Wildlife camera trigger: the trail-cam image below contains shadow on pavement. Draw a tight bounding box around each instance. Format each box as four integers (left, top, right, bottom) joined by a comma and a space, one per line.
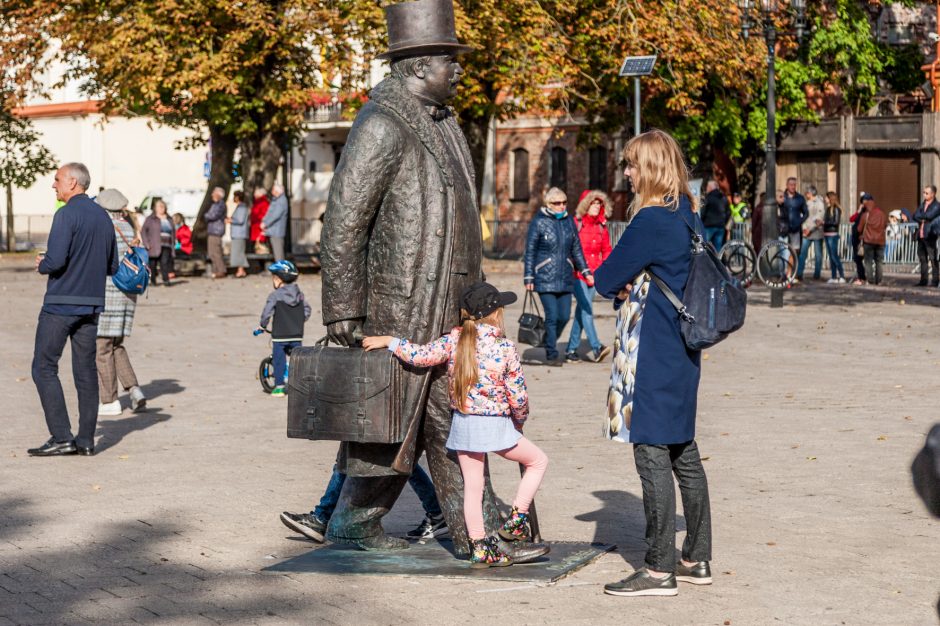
575, 489, 654, 568
0, 496, 406, 623
94, 411, 172, 454
139, 378, 185, 402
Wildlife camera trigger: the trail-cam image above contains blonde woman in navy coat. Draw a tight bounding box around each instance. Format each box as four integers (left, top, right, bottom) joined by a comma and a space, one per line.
595, 130, 712, 598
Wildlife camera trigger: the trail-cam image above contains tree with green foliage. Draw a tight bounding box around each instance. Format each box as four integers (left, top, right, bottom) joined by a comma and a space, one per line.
0, 0, 371, 247
0, 104, 56, 252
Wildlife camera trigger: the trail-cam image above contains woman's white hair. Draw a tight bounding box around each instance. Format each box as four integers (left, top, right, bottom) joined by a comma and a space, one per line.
544, 187, 567, 204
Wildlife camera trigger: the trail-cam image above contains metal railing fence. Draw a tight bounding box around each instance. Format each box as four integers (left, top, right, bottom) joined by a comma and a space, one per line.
485, 220, 923, 270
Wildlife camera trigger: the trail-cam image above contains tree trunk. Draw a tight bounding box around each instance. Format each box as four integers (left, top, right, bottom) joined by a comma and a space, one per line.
5, 182, 14, 253
239, 131, 285, 203
460, 113, 490, 206
192, 125, 238, 253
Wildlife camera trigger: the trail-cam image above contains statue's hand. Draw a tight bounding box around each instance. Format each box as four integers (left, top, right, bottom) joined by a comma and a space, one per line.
327, 319, 364, 347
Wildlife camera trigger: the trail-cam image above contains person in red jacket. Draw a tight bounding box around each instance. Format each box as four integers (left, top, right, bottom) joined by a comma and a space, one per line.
250, 187, 270, 252
172, 213, 193, 257
566, 190, 613, 363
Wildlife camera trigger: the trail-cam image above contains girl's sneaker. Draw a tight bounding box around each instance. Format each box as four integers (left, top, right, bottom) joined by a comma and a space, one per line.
271, 386, 286, 397
469, 537, 512, 569
498, 506, 531, 542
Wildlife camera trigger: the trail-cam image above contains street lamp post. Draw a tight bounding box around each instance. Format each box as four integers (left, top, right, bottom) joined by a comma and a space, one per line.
738, 0, 806, 306
737, 0, 807, 252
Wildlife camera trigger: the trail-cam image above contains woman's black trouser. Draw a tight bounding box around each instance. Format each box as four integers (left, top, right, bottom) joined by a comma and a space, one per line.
148, 246, 172, 284
633, 440, 712, 573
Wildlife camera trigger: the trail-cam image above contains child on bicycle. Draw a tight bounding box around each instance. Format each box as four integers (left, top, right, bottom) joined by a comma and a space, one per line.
363, 282, 549, 568
257, 260, 311, 397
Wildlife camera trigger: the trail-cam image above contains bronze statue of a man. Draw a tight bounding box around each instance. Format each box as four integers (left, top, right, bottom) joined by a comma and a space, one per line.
320, 0, 542, 559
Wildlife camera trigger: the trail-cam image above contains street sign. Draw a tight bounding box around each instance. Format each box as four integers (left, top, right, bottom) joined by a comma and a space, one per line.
619, 55, 657, 77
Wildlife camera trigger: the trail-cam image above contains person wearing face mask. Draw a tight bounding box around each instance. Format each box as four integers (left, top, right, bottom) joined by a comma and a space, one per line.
523, 187, 592, 366
565, 190, 612, 363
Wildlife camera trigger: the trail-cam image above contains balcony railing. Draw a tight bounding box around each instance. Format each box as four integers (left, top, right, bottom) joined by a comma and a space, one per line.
305, 103, 344, 124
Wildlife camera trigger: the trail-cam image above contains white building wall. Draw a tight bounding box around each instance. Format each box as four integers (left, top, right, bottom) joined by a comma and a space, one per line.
12, 114, 207, 217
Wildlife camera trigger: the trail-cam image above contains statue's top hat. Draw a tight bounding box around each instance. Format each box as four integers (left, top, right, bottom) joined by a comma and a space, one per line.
378, 0, 473, 60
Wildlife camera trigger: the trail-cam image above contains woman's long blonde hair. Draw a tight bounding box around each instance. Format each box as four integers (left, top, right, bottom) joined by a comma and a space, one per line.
452, 308, 503, 411
622, 129, 696, 220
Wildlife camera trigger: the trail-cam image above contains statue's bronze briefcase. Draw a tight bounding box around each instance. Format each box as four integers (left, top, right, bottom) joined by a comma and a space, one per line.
287, 340, 405, 443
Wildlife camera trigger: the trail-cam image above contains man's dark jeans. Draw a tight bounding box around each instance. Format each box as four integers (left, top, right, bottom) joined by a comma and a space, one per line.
633, 441, 712, 573
313, 462, 442, 522
31, 311, 100, 448
917, 236, 939, 285
863, 243, 885, 285
537, 291, 572, 360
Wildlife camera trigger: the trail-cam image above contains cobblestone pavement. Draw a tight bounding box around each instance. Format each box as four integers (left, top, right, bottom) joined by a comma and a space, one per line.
1, 254, 938, 625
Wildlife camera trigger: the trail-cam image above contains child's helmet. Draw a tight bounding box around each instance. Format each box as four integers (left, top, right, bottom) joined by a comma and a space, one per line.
268, 260, 299, 283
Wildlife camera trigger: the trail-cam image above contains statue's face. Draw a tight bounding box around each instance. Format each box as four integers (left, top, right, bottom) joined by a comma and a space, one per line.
420, 54, 463, 103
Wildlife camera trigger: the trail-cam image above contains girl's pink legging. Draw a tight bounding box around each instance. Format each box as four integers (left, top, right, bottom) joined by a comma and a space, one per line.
457, 436, 549, 541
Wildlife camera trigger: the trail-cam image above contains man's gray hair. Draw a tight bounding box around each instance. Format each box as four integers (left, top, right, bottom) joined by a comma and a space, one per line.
806, 185, 817, 196
212, 186, 225, 196
271, 183, 284, 195
390, 56, 433, 79
63, 162, 91, 191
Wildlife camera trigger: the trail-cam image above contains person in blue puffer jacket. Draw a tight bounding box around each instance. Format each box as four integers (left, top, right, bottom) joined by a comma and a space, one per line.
523, 187, 592, 365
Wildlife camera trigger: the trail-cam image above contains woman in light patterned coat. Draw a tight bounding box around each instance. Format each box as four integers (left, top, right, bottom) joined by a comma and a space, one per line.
594, 130, 712, 598
95, 189, 147, 417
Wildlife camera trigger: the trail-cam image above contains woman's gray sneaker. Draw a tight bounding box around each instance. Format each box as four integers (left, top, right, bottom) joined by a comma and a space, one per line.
604, 569, 678, 596
279, 512, 326, 543
129, 386, 147, 412
675, 560, 712, 584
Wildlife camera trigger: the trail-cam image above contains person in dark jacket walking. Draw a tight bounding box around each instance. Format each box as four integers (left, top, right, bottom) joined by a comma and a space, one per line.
29, 162, 118, 457
595, 130, 711, 598
699, 181, 730, 251
204, 187, 228, 278
523, 187, 592, 365
914, 185, 940, 286
849, 194, 869, 285
782, 177, 809, 253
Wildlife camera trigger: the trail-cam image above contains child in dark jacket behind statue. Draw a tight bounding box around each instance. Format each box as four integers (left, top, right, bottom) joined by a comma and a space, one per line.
256, 260, 311, 397
363, 281, 549, 568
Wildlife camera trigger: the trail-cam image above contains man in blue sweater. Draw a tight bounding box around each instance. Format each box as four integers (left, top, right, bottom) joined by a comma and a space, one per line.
28, 163, 118, 457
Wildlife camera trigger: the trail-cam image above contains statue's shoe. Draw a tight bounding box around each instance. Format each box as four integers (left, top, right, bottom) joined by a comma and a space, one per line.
342, 534, 409, 551
498, 538, 550, 563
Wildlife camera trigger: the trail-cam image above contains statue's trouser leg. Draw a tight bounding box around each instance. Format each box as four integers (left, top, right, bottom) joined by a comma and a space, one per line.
327, 474, 408, 542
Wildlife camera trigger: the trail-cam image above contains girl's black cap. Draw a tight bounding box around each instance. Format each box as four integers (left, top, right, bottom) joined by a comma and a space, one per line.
461, 282, 517, 319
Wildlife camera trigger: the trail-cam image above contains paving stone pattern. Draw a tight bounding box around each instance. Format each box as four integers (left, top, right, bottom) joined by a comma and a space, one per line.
1, 256, 938, 625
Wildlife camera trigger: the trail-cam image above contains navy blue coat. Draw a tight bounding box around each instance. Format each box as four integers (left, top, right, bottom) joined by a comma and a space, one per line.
523, 208, 590, 293
595, 197, 702, 445
39, 194, 118, 311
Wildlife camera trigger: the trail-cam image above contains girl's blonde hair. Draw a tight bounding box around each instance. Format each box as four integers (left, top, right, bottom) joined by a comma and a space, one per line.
622, 129, 696, 220
452, 307, 503, 411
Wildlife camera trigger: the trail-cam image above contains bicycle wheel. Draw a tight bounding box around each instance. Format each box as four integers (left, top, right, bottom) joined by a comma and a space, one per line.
756, 240, 797, 288
258, 356, 276, 394
719, 240, 757, 286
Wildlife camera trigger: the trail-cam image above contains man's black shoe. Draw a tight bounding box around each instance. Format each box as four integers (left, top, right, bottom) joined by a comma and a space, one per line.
76, 445, 94, 456
27, 438, 77, 457
917, 281, 928, 286
544, 357, 564, 367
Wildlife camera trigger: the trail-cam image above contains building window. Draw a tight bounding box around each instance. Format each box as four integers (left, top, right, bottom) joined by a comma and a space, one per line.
549, 146, 567, 192
588, 146, 608, 191
511, 148, 530, 201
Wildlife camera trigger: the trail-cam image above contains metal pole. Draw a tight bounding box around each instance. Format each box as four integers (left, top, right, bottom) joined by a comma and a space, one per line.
634, 76, 641, 137
763, 20, 784, 308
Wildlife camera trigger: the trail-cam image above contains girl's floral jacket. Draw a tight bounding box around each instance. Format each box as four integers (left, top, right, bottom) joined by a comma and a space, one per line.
389, 324, 528, 422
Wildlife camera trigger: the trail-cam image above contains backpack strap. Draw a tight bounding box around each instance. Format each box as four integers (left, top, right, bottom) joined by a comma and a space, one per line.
113, 223, 133, 248
646, 270, 695, 324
